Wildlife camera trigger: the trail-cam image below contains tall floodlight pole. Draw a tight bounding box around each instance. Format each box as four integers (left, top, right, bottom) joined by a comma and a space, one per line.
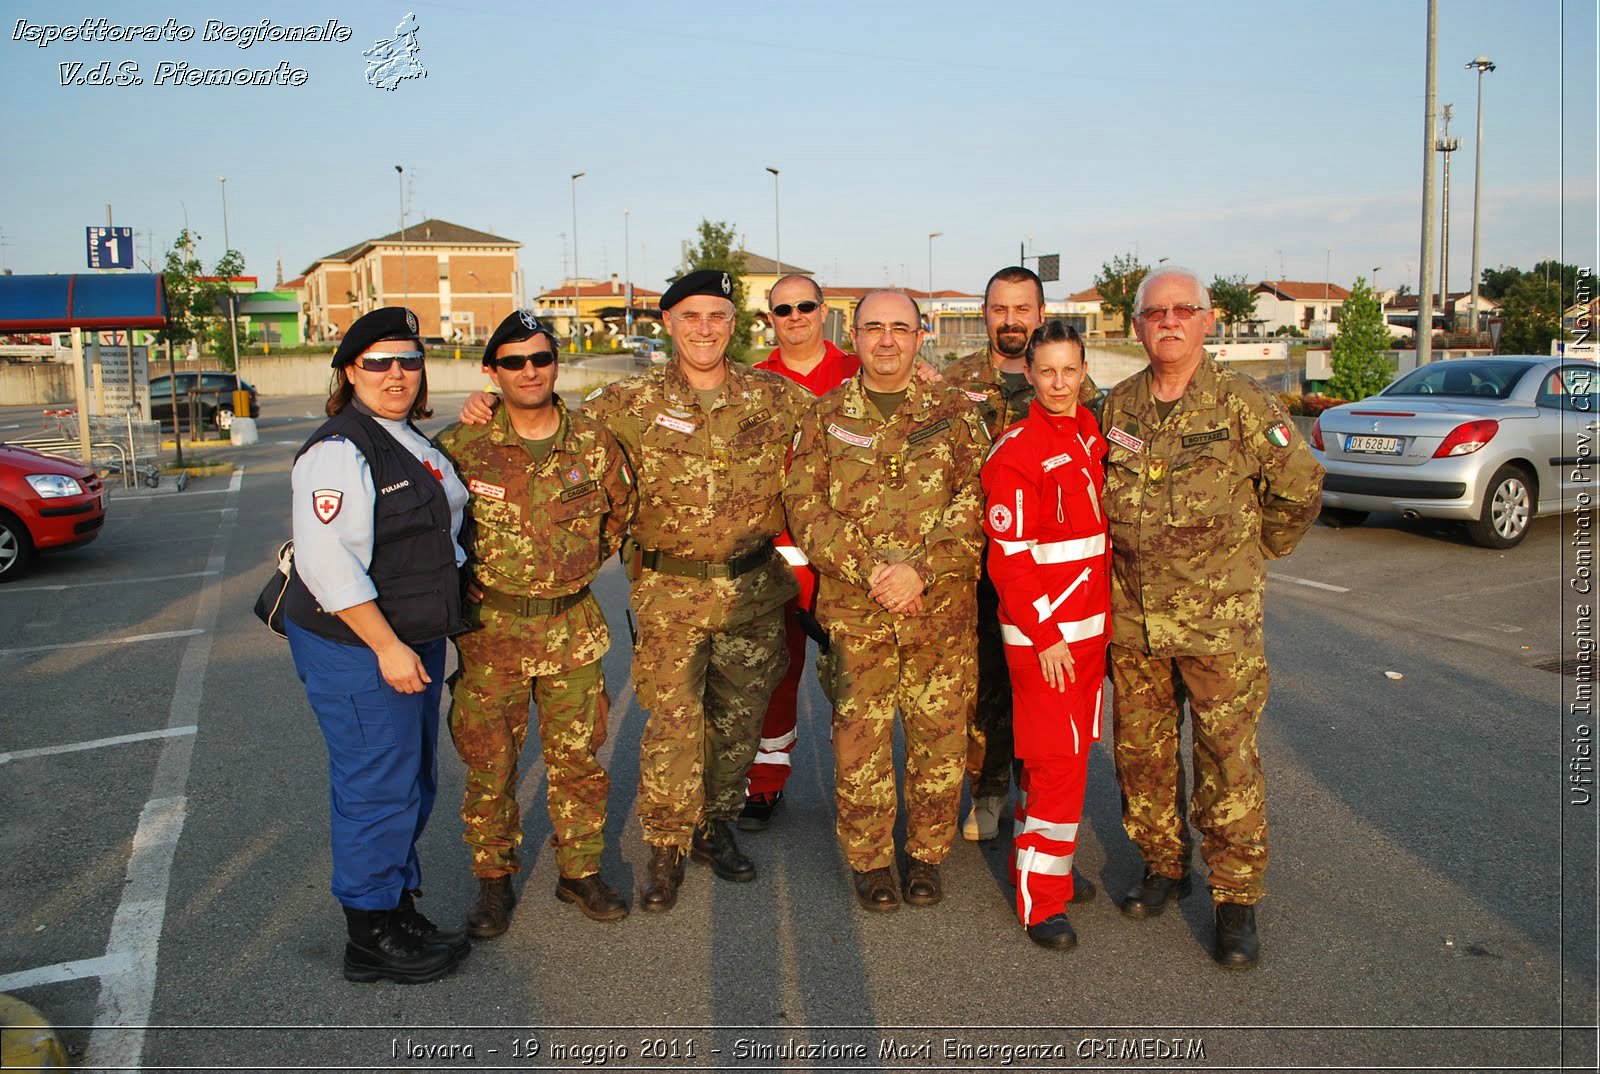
927, 231, 943, 347
1417, 0, 1439, 367
1466, 56, 1496, 338
766, 166, 781, 271
220, 176, 240, 377
1436, 104, 1460, 320
571, 171, 586, 351
395, 166, 407, 308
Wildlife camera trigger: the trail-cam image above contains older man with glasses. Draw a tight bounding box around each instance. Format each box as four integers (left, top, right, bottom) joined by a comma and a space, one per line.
739, 274, 862, 831
785, 290, 987, 912
1102, 266, 1322, 969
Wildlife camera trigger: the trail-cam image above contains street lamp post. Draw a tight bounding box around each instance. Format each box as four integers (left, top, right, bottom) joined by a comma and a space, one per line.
394, 165, 407, 308
765, 166, 781, 272
927, 231, 943, 348
219, 176, 240, 378
570, 171, 586, 352
624, 208, 632, 337
1466, 56, 1495, 338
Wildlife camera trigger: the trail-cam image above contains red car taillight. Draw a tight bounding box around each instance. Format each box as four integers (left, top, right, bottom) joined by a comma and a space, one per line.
1310, 417, 1324, 451
1433, 418, 1499, 458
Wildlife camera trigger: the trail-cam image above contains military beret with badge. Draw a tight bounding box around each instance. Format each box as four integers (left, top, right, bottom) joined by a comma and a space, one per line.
331, 306, 423, 368
660, 268, 734, 311
482, 309, 560, 368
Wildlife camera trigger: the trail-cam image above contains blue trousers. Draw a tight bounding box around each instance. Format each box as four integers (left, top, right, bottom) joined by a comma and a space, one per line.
287, 620, 446, 910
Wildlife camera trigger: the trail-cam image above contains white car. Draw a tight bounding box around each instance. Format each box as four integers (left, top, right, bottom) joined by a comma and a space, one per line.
1311, 355, 1596, 548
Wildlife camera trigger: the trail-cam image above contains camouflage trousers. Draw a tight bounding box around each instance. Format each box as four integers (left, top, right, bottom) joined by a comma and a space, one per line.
1109, 643, 1270, 904
448, 645, 609, 881
968, 595, 1016, 799
633, 600, 788, 847
820, 620, 975, 871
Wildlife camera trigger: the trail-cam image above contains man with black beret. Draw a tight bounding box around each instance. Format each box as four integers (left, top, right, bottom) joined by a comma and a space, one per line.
435, 311, 638, 934
459, 269, 811, 912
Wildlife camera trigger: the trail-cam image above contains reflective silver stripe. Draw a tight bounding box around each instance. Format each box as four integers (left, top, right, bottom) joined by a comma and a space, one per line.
1019, 846, 1036, 925
752, 751, 792, 767
1019, 846, 1075, 876
776, 545, 809, 566
758, 729, 798, 751
1021, 816, 1080, 842
1092, 684, 1102, 740
996, 539, 1032, 558
1057, 613, 1106, 644
999, 623, 1031, 647
1029, 533, 1105, 563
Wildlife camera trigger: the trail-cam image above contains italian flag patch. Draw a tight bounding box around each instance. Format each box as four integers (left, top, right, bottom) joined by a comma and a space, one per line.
1265, 422, 1291, 448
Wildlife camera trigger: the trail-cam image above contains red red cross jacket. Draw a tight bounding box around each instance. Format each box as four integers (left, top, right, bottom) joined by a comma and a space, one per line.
981, 400, 1111, 656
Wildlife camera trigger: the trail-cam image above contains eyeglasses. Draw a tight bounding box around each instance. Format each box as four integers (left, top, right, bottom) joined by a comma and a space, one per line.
355, 351, 424, 372
671, 310, 732, 327
771, 301, 822, 317
855, 322, 917, 338
493, 352, 557, 371
1136, 304, 1207, 324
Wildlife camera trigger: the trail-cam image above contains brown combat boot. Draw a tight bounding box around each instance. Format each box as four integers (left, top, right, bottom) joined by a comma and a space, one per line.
556, 873, 629, 922
466, 876, 516, 938
640, 845, 686, 913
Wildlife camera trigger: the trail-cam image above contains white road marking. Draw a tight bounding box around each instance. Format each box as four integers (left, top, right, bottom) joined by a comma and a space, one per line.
228, 467, 243, 493
0, 726, 197, 766
1268, 571, 1350, 593
3, 570, 219, 593
87, 472, 237, 1070
0, 628, 204, 656
0, 953, 131, 992
0, 422, 21, 430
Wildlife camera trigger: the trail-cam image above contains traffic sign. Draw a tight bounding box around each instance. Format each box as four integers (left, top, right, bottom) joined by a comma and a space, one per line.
86, 226, 134, 269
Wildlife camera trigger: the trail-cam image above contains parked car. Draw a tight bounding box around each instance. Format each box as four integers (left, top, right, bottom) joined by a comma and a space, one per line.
1311, 355, 1596, 548
0, 443, 108, 581
148, 371, 261, 431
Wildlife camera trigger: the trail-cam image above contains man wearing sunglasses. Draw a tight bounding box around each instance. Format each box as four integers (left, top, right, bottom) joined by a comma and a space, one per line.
740, 274, 862, 831
1102, 266, 1322, 970
943, 267, 1104, 865
435, 311, 639, 935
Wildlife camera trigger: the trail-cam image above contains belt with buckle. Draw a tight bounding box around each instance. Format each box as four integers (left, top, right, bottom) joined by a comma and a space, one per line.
476, 585, 591, 617
639, 541, 774, 581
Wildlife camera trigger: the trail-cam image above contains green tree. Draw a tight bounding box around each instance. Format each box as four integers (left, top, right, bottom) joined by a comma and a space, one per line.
1094, 253, 1148, 337
1478, 264, 1523, 301
1208, 274, 1257, 338
1530, 260, 1583, 307
1497, 275, 1566, 355
679, 218, 757, 362
156, 229, 247, 369
1327, 276, 1394, 401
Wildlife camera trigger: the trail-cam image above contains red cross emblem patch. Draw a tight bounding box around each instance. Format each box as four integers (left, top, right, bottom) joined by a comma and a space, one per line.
312, 489, 343, 524
424, 460, 444, 482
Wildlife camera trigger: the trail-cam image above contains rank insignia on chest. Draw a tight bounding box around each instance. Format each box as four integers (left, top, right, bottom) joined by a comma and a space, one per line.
1107, 426, 1145, 453
886, 454, 902, 480
1147, 459, 1167, 482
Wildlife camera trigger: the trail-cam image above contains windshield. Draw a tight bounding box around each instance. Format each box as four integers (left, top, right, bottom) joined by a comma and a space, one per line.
1381, 361, 1529, 401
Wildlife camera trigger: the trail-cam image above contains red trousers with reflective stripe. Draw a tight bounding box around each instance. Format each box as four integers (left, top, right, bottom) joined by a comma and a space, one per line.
1004, 642, 1102, 925
745, 561, 817, 797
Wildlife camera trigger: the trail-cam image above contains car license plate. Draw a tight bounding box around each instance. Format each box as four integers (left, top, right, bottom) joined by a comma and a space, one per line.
1345, 435, 1402, 455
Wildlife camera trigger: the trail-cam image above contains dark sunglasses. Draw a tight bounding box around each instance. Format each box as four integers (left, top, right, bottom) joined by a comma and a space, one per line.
355, 351, 424, 372
493, 352, 557, 371
771, 300, 822, 317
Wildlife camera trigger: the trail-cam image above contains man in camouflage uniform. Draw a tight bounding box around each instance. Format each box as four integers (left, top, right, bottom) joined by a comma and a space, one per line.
436, 311, 637, 935
785, 290, 987, 912
940, 267, 1102, 853
1103, 266, 1322, 969
583, 269, 812, 912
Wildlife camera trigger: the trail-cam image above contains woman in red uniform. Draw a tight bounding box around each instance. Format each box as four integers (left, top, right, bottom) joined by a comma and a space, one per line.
980, 320, 1110, 950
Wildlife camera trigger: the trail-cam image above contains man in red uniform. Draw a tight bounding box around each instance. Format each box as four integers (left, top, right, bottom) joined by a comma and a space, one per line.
740, 274, 860, 830
981, 321, 1110, 950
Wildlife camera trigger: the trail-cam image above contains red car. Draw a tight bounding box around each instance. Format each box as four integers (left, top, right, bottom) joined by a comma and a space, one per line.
0, 444, 108, 581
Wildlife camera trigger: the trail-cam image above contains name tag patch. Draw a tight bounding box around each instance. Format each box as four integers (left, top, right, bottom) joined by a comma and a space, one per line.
828, 423, 875, 448
1041, 452, 1074, 473
1181, 427, 1231, 448
467, 478, 505, 500
962, 388, 989, 403
907, 418, 951, 446
654, 413, 697, 435
379, 478, 412, 495
738, 409, 772, 432
559, 480, 598, 501
1107, 426, 1145, 453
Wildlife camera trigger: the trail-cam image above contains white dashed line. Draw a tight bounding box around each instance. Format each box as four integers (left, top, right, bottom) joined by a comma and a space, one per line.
1268, 572, 1350, 593
0, 953, 131, 992
3, 570, 220, 593
0, 628, 205, 656
0, 725, 198, 765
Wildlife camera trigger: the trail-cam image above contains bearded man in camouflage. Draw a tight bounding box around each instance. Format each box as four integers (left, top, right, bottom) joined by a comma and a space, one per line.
436, 312, 637, 935
785, 290, 987, 912
1102, 267, 1322, 969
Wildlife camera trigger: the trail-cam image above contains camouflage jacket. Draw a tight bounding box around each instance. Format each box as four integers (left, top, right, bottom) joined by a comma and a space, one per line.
582, 358, 811, 563
1102, 356, 1324, 657
941, 343, 1102, 439
784, 374, 987, 637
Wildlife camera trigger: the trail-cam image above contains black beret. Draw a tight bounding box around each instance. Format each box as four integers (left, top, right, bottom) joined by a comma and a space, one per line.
331, 307, 422, 368
660, 268, 735, 311
482, 309, 559, 366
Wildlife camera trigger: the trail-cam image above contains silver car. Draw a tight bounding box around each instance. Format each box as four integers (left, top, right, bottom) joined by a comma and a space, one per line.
1311, 355, 1597, 548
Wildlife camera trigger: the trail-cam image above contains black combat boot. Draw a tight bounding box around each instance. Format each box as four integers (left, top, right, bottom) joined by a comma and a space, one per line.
395, 888, 470, 957
640, 845, 686, 912
1026, 913, 1078, 950
466, 876, 516, 939
691, 820, 756, 883
342, 907, 458, 984
1213, 902, 1260, 969
1119, 868, 1192, 919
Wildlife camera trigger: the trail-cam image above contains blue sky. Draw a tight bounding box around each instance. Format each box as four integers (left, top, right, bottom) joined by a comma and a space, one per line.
1, 0, 1594, 299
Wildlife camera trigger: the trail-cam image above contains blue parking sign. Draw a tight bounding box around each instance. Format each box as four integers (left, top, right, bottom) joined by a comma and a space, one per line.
86, 226, 134, 269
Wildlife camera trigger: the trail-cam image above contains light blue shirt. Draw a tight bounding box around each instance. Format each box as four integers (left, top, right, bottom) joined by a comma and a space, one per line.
291, 416, 467, 614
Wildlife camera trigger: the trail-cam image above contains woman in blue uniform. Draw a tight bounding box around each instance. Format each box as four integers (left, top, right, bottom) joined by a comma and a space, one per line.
285, 306, 471, 983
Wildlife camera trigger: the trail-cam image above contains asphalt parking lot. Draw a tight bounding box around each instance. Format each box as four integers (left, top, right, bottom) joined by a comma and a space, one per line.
0, 394, 1594, 1071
